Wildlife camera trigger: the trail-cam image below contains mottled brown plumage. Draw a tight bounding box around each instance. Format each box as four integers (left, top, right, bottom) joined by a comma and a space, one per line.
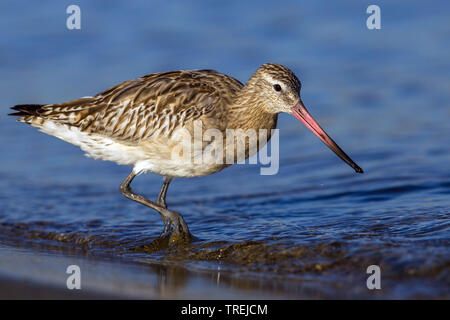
12, 64, 298, 177
17, 70, 239, 141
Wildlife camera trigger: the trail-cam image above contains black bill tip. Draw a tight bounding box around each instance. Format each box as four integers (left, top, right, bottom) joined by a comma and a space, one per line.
353, 164, 364, 174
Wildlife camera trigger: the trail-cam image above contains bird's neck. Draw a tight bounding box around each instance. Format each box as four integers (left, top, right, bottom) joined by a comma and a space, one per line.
227, 88, 278, 132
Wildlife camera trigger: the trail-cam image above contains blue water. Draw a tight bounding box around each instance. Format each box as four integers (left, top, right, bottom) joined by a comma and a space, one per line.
0, 0, 449, 298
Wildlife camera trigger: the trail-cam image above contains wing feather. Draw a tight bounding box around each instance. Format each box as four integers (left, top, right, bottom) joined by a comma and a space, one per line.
25, 70, 243, 144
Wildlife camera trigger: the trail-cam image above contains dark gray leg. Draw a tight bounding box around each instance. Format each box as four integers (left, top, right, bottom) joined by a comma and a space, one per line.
157, 176, 172, 209
157, 176, 172, 234
119, 171, 190, 236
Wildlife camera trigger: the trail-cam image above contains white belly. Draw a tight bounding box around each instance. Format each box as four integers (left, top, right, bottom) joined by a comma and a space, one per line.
34, 119, 229, 178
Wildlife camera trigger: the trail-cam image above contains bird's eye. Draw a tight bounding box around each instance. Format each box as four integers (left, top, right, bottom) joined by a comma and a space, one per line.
273, 84, 282, 92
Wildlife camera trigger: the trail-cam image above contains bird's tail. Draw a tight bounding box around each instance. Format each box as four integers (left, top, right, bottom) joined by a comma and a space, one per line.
9, 104, 46, 117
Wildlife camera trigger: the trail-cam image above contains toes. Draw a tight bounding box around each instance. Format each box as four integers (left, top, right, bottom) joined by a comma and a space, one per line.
160, 222, 171, 237
159, 208, 190, 236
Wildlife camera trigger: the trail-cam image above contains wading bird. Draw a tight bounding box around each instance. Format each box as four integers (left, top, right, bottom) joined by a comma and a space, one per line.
9, 63, 363, 240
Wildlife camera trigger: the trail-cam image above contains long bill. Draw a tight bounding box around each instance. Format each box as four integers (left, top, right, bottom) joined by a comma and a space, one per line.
291, 100, 363, 174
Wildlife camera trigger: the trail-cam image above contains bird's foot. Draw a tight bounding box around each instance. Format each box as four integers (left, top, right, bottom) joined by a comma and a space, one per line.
159, 208, 192, 243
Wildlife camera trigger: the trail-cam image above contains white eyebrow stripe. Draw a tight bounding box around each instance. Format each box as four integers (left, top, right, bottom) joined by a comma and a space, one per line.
261, 73, 276, 84
261, 73, 289, 91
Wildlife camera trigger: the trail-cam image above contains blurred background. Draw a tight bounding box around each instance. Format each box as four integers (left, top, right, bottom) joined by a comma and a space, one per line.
0, 0, 449, 299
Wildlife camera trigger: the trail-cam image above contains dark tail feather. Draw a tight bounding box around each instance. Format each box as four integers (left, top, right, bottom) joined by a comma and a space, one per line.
9, 104, 45, 116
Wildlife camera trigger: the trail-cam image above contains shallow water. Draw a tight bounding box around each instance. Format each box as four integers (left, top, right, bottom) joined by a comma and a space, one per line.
0, 0, 449, 298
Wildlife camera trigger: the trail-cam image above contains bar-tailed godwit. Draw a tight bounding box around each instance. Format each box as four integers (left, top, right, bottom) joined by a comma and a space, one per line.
10, 63, 363, 240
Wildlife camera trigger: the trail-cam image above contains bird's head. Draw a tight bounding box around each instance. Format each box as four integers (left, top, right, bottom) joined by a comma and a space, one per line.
248, 63, 363, 174
250, 63, 301, 114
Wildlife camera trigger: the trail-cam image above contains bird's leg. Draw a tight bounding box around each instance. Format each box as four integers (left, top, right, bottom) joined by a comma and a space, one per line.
157, 176, 172, 234
119, 171, 190, 237
157, 176, 172, 209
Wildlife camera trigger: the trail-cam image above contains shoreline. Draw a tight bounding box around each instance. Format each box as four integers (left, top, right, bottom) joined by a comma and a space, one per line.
0, 242, 300, 299
0, 239, 447, 300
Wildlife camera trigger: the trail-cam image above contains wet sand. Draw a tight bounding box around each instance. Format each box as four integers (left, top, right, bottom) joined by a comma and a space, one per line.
0, 275, 121, 300
1, 239, 446, 300
0, 242, 304, 299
